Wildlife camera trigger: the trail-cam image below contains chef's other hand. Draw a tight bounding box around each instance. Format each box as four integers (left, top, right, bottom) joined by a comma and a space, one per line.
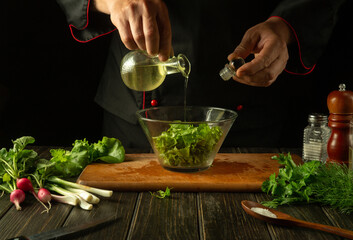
228, 17, 293, 87
93, 0, 172, 61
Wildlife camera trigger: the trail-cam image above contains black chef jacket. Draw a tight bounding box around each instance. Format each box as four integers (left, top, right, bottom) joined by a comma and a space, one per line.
55, 0, 346, 148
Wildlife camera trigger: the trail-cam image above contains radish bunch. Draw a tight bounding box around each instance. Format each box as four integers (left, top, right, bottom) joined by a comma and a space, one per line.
0, 136, 117, 213
4, 177, 112, 212
16, 178, 51, 213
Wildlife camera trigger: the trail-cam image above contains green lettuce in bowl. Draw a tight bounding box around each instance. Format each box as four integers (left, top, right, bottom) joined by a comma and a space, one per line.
136, 106, 237, 173
153, 123, 223, 167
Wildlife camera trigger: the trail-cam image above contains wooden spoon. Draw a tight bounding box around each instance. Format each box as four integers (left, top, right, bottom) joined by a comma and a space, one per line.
241, 200, 353, 239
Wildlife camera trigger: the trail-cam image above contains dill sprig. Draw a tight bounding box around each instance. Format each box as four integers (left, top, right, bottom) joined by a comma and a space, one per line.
312, 163, 353, 214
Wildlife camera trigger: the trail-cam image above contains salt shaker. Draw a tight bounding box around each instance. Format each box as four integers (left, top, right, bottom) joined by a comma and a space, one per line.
219, 58, 245, 81
302, 113, 331, 163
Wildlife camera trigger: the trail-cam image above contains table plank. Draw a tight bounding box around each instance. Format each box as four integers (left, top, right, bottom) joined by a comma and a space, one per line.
0, 194, 72, 240
58, 192, 139, 240
0, 194, 12, 218
128, 192, 199, 240
322, 206, 353, 233
199, 192, 272, 240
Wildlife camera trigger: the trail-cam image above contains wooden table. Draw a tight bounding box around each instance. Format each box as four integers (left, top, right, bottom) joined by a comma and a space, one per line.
1, 146, 353, 240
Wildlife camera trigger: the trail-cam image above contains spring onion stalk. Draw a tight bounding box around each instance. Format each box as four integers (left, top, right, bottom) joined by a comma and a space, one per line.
64, 187, 92, 203
73, 194, 93, 210
48, 185, 78, 201
65, 187, 100, 204
48, 176, 112, 197
51, 194, 79, 206
87, 193, 100, 204
48, 184, 93, 210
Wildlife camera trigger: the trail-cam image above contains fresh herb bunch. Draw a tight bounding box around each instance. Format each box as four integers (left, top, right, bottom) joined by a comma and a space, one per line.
153, 123, 223, 167
0, 136, 123, 211
262, 153, 353, 214
0, 137, 38, 193
50, 136, 125, 177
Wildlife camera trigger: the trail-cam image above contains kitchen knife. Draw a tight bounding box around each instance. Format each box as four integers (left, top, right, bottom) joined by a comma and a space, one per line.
7, 215, 116, 240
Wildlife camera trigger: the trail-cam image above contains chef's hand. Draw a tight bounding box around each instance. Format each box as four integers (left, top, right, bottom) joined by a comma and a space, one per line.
93, 0, 172, 61
228, 17, 293, 87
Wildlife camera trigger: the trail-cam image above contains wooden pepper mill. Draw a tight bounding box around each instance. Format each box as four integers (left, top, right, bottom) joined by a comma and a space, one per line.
327, 84, 353, 164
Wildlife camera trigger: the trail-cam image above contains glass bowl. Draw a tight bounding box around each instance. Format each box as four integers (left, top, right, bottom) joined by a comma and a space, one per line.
136, 106, 237, 173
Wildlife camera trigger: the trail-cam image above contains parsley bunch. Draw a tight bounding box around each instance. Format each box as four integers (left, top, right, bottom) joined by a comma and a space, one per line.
262, 153, 353, 214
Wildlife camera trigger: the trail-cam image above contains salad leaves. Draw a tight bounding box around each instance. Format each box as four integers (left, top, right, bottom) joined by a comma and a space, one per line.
153, 123, 223, 167
50, 137, 125, 178
0, 136, 125, 189
91, 136, 125, 163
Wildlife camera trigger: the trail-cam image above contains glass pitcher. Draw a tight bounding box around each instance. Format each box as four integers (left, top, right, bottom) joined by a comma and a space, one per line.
120, 50, 191, 91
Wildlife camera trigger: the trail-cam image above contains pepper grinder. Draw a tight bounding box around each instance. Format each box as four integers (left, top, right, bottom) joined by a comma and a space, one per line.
327, 84, 353, 164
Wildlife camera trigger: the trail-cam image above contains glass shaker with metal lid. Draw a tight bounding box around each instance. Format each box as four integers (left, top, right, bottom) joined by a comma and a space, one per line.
302, 113, 331, 163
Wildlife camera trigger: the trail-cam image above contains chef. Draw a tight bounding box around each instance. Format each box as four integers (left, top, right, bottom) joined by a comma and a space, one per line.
55, 0, 346, 148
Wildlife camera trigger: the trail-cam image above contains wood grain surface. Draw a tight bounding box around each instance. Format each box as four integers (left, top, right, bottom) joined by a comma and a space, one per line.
76, 153, 301, 192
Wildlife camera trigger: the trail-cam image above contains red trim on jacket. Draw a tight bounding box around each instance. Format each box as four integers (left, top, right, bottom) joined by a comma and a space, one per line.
68, 0, 116, 43
143, 91, 146, 109
269, 16, 316, 75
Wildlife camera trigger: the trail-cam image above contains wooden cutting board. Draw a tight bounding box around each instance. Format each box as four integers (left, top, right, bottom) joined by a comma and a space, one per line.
77, 153, 301, 192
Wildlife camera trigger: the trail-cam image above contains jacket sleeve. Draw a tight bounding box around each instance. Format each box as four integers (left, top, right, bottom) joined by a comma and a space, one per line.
270, 0, 346, 74
55, 0, 116, 42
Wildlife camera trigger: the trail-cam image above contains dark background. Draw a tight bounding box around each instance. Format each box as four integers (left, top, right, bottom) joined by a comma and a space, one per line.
0, 0, 352, 148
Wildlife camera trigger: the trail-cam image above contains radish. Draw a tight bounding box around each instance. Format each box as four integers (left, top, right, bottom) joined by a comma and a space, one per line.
37, 188, 52, 213
37, 188, 52, 203
10, 189, 25, 211
16, 178, 50, 213
16, 178, 34, 192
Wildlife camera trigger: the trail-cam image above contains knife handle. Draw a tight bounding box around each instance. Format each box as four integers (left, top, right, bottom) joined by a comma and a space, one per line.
7, 236, 29, 240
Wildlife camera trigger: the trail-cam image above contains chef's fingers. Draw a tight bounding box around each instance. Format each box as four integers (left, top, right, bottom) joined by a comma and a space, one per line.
227, 35, 256, 61
143, 10, 159, 56
237, 39, 287, 78
110, 3, 140, 51
233, 52, 288, 87
156, 2, 172, 61
130, 16, 147, 51
115, 19, 139, 50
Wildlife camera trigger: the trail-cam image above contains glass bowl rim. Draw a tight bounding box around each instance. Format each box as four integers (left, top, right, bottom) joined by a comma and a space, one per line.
136, 106, 238, 124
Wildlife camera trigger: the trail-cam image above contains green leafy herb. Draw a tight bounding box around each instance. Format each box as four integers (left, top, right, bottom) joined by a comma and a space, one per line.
50, 137, 125, 178
50, 139, 91, 178
262, 153, 353, 214
0, 136, 38, 193
310, 163, 353, 214
91, 137, 125, 163
150, 187, 172, 199
153, 123, 223, 167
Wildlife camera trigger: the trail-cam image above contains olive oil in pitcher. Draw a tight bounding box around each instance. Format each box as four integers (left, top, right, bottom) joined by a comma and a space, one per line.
120, 50, 191, 92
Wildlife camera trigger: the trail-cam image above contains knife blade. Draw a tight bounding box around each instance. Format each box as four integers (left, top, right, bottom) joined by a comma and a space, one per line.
7, 215, 116, 240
